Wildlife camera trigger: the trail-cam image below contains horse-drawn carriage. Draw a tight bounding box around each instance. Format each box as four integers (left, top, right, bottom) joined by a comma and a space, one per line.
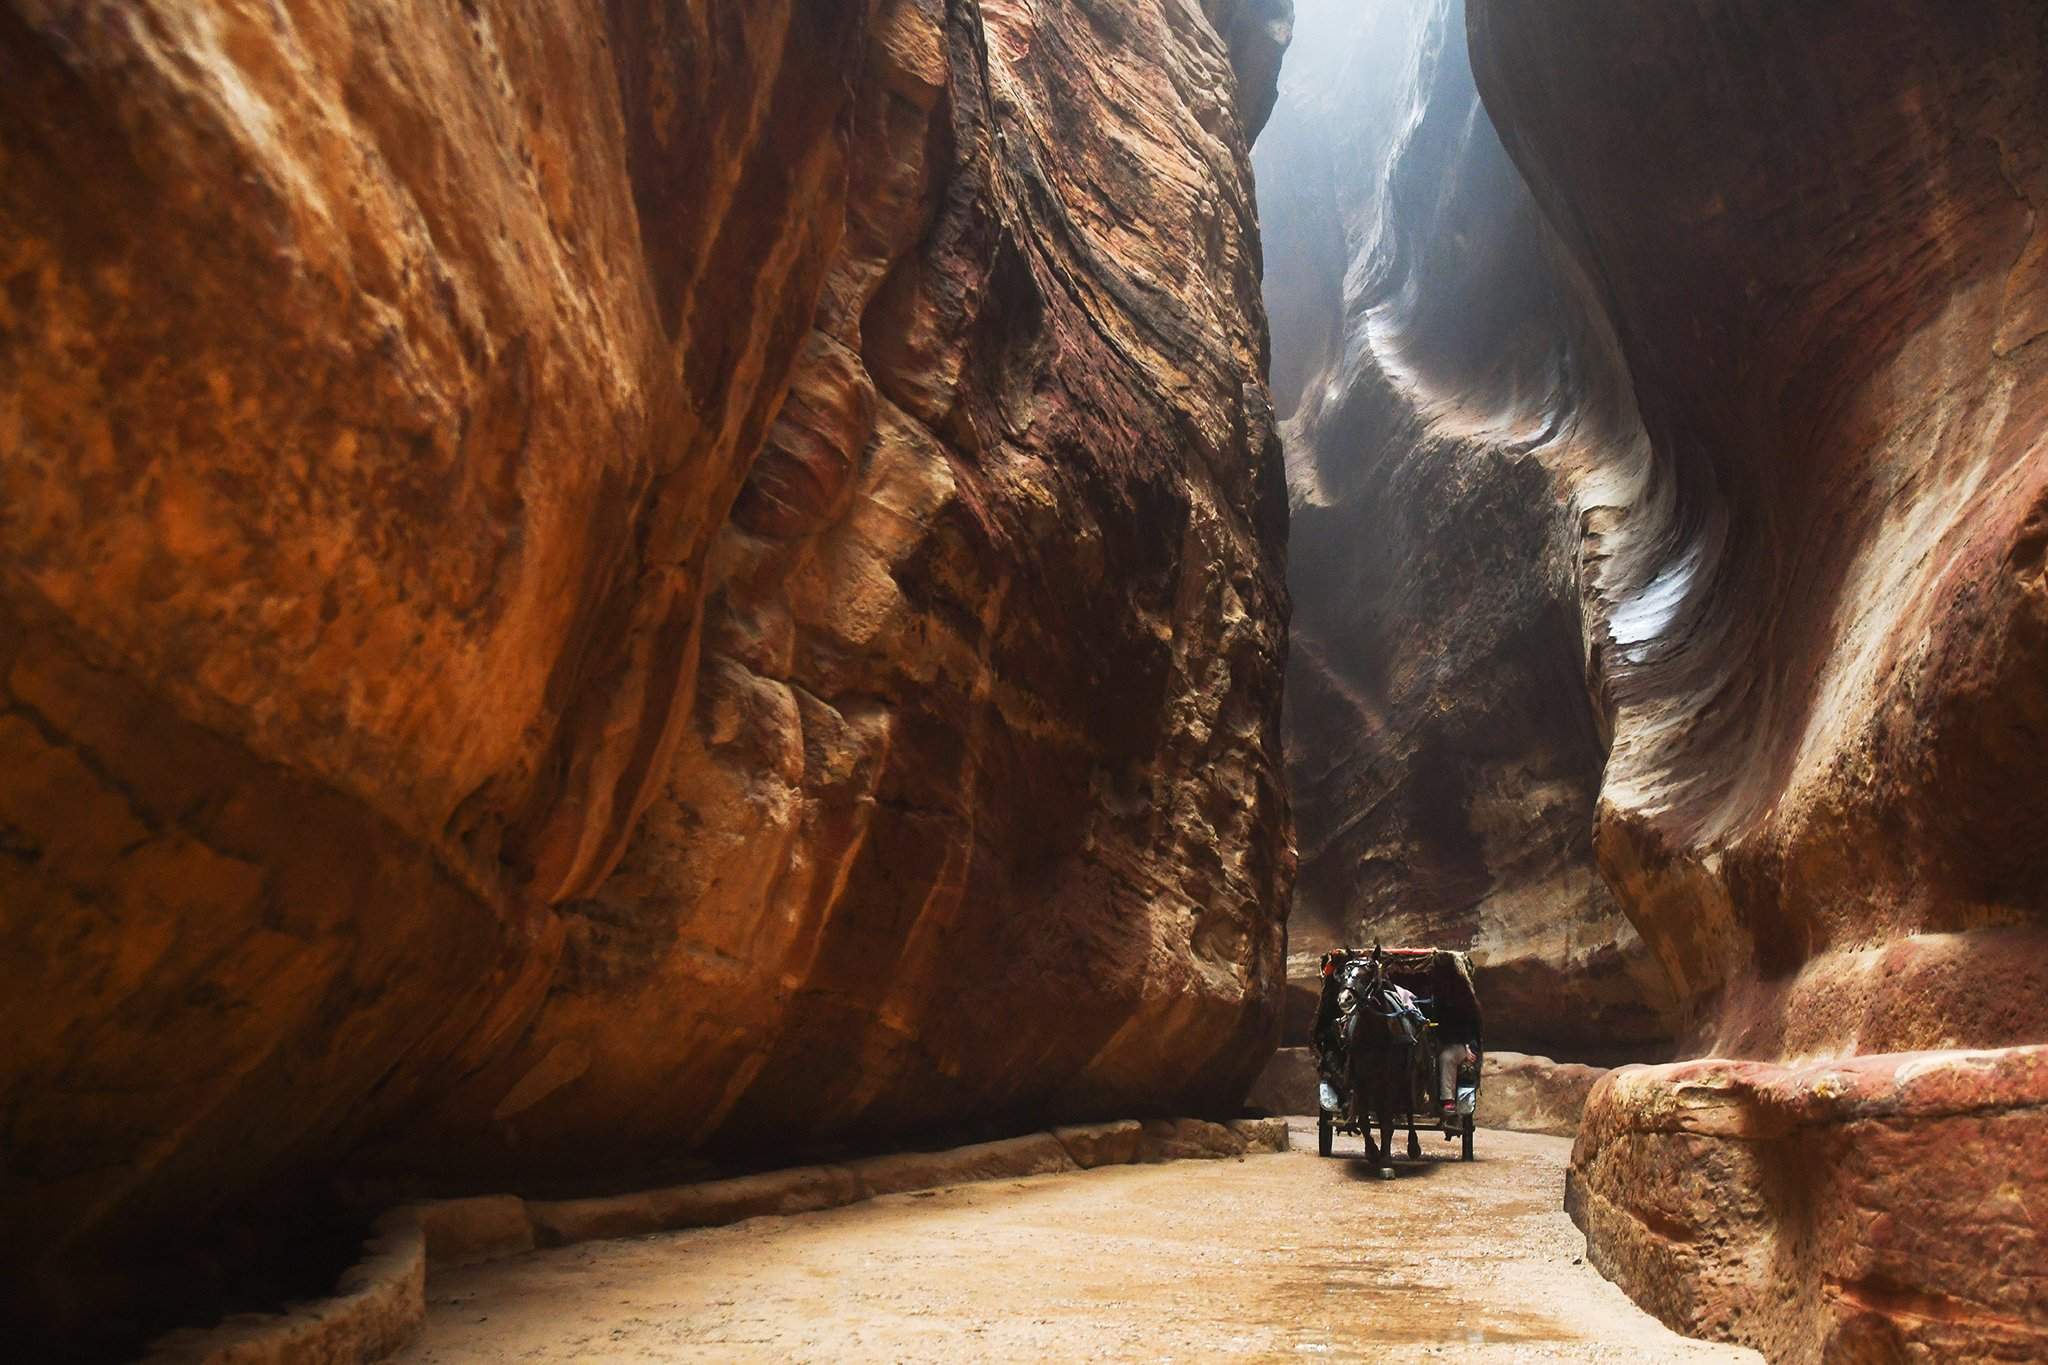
1311, 946, 1482, 1173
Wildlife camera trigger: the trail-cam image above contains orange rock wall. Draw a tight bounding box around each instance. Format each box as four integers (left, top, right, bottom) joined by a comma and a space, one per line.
0, 0, 1291, 1346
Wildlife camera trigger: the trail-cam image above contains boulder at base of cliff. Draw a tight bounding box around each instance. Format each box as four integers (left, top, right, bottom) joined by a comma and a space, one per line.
1567, 1046, 2048, 1361
1245, 1046, 1320, 1117
1479, 1052, 1608, 1137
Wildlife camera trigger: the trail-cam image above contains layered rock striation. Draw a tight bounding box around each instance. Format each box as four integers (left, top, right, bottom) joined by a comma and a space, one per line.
0, 0, 1291, 1349
1569, 1047, 2048, 1362
1255, 0, 1677, 1057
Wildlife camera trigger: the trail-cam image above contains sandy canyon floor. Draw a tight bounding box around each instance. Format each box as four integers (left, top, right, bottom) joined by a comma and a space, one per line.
396, 1122, 1755, 1362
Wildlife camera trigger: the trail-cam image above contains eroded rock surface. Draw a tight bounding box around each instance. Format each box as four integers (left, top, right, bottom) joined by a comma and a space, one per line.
1460, 1, 2048, 1356
1569, 1050, 2048, 1361
1254, 0, 1677, 1057
0, 0, 1290, 1349
1469, 0, 2048, 1067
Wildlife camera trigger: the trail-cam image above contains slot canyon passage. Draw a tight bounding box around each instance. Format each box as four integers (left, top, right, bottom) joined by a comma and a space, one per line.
0, 1, 2043, 1363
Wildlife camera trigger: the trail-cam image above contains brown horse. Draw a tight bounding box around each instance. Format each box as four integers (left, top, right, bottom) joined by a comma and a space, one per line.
1342, 949, 1422, 1178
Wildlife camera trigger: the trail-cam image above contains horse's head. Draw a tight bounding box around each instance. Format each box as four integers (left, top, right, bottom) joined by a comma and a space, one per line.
1362, 948, 1388, 1004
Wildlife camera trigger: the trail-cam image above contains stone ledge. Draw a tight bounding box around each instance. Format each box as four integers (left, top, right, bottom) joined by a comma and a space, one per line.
527, 1163, 866, 1247
1571, 1044, 2048, 1361
1224, 1115, 1291, 1154
1054, 1118, 1146, 1167
1592, 1043, 2048, 1140
845, 1132, 1077, 1198
412, 1194, 534, 1268
143, 1208, 424, 1365
143, 1116, 1288, 1362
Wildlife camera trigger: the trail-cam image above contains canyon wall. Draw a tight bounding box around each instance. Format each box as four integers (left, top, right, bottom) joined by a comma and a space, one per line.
0, 0, 1291, 1350
1462, 2, 2048, 1358
1262, 0, 2046, 1353
1256, 0, 1677, 1057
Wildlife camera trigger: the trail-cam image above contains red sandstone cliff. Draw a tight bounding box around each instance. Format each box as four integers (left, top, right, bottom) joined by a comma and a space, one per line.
1463, 2, 2048, 1357
0, 0, 1291, 1350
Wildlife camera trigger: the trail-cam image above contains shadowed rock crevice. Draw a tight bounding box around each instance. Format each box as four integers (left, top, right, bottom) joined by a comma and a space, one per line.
1467, 0, 2048, 1061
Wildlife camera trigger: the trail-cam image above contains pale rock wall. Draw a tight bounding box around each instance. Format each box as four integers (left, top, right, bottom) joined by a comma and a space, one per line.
1466, 2, 2048, 1356
1470, 0, 2048, 1065
1254, 0, 1677, 1057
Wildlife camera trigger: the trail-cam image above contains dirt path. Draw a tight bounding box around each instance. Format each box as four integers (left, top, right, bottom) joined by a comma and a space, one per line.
399, 1122, 1757, 1362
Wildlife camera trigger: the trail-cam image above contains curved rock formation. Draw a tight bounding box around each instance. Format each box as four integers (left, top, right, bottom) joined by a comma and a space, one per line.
0, 0, 1291, 1350
1260, 0, 2046, 1351
1254, 0, 1677, 1057
1470, 0, 2048, 1064
1461, 1, 2048, 1355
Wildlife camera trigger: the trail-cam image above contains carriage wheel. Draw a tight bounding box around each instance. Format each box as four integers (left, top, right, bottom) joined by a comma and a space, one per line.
1461, 1119, 1475, 1162
1317, 1110, 1334, 1158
